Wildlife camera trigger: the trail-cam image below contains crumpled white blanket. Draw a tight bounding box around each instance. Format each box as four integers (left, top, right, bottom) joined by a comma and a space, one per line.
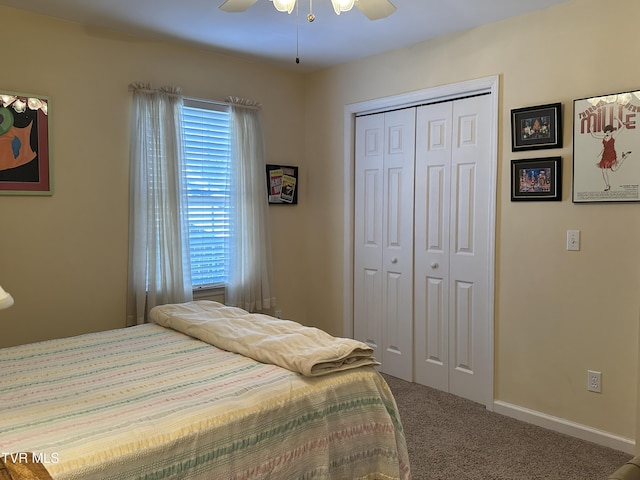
149, 301, 380, 377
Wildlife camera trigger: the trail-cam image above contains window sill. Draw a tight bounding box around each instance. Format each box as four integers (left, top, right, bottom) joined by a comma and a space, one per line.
193, 285, 225, 302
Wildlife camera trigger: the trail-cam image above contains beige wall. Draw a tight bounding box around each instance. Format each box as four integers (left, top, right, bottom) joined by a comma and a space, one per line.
0, 7, 308, 346
302, 0, 639, 447
1, 0, 639, 453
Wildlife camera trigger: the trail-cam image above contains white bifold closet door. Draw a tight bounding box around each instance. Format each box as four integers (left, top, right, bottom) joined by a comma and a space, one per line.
353, 108, 415, 382
413, 94, 492, 404
353, 95, 492, 404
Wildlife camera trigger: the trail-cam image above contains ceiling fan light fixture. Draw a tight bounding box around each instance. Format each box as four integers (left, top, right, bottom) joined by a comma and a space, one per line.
330, 0, 355, 14
271, 0, 296, 13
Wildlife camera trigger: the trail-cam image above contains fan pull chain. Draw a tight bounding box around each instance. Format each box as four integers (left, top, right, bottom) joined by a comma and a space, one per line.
295, 0, 300, 63
295, 0, 315, 64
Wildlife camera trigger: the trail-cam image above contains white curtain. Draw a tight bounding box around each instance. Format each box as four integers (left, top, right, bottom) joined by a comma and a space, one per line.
126, 83, 193, 326
225, 96, 276, 312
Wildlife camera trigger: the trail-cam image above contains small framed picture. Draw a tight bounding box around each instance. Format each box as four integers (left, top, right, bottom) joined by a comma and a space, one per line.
511, 103, 562, 152
511, 157, 562, 201
266, 164, 298, 205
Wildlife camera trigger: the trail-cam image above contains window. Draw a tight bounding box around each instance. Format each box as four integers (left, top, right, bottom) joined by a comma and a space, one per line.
182, 98, 231, 289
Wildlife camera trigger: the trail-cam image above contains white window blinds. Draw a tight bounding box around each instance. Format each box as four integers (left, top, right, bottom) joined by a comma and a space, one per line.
182, 98, 231, 288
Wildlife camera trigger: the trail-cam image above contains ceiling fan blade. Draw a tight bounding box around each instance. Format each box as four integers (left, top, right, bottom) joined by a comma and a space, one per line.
219, 0, 259, 13
355, 0, 397, 20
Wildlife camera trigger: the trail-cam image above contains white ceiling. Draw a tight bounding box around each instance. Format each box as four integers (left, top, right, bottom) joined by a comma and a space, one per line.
2, 0, 570, 72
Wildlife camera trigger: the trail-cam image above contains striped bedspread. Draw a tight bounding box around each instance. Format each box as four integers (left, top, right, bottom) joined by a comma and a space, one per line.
0, 324, 411, 479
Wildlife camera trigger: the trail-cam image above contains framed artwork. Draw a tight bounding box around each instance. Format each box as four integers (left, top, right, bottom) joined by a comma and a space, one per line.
0, 90, 51, 195
511, 157, 562, 201
511, 103, 562, 152
572, 89, 640, 203
266, 164, 298, 205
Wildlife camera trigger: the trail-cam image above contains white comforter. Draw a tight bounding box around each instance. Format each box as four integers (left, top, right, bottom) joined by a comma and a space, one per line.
149, 301, 380, 376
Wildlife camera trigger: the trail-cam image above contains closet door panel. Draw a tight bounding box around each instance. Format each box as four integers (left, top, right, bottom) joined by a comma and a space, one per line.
354, 109, 415, 381
414, 102, 452, 389
354, 114, 384, 359
448, 95, 492, 403
380, 108, 415, 381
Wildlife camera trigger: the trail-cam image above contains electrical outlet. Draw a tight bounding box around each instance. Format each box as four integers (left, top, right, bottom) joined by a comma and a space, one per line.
587, 370, 602, 393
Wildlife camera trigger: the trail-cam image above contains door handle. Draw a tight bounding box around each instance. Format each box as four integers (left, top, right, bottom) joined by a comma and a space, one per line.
430, 262, 439, 269
391, 257, 398, 264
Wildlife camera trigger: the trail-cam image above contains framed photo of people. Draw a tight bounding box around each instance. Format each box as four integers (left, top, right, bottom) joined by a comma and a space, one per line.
511, 103, 562, 152
573, 90, 640, 203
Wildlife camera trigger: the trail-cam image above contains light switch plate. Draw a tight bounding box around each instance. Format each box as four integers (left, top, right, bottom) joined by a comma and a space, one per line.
567, 230, 580, 251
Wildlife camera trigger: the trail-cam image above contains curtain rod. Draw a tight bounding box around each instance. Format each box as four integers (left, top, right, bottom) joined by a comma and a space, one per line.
128, 82, 183, 97
226, 96, 262, 110
128, 83, 261, 109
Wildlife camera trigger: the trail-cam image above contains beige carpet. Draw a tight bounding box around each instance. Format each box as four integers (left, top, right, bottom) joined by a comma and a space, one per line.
382, 373, 632, 480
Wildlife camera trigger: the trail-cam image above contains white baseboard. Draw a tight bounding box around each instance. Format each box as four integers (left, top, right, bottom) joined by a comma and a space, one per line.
493, 400, 636, 455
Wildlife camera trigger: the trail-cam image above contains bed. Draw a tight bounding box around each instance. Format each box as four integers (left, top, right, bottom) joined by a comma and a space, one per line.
0, 301, 411, 480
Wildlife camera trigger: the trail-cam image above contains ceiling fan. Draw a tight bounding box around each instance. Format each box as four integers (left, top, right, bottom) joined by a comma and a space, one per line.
220, 0, 397, 21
